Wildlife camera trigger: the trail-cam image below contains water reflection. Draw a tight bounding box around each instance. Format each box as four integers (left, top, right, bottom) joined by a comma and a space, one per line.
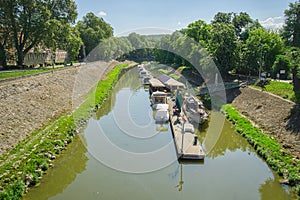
197, 112, 248, 159
23, 137, 88, 200
95, 67, 142, 120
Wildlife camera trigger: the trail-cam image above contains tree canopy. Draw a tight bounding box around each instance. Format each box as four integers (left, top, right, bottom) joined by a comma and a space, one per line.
76, 12, 113, 59
0, 0, 79, 67
281, 0, 300, 47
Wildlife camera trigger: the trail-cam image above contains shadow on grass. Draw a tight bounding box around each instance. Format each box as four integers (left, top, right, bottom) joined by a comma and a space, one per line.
286, 102, 300, 135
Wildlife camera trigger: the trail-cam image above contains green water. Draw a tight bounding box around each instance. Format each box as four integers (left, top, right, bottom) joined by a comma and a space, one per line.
23, 67, 296, 200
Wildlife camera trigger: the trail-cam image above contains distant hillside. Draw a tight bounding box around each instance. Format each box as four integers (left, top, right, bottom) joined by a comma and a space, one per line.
144, 34, 167, 40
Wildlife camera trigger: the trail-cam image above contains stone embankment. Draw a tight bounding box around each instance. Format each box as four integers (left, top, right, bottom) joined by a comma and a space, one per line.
0, 61, 125, 156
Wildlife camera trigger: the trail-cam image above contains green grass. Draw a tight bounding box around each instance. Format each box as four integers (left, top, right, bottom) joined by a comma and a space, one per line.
158, 69, 170, 75
222, 104, 300, 196
252, 81, 296, 102
73, 63, 129, 122
176, 66, 190, 73
0, 68, 64, 79
0, 63, 130, 200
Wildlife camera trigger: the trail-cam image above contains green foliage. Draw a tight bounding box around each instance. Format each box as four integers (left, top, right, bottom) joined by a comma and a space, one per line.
281, 0, 300, 47
0, 0, 78, 66
60, 26, 82, 61
240, 28, 284, 74
0, 182, 25, 200
76, 12, 113, 58
223, 105, 300, 195
272, 55, 291, 79
232, 12, 253, 38
252, 81, 295, 102
0, 68, 64, 79
181, 20, 211, 46
208, 23, 238, 74
211, 12, 233, 24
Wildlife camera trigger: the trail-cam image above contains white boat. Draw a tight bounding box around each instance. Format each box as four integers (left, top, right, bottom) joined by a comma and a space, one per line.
155, 108, 169, 123
142, 75, 152, 85
182, 94, 209, 124
150, 91, 168, 109
139, 69, 148, 78
156, 103, 169, 110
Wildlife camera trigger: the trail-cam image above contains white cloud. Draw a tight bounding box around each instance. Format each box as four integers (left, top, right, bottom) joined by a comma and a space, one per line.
260, 16, 285, 30
98, 11, 107, 17
177, 22, 182, 26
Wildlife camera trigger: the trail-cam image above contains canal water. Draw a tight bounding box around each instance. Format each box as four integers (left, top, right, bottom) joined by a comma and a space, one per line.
23, 67, 296, 200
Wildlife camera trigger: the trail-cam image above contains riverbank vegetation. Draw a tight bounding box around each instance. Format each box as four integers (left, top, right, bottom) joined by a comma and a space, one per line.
0, 63, 130, 200
252, 81, 298, 102
222, 104, 300, 196
0, 67, 69, 80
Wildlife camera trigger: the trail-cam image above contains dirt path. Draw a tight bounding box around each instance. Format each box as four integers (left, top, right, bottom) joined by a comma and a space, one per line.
231, 87, 300, 159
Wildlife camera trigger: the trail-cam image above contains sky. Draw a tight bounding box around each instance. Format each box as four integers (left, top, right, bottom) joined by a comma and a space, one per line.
74, 0, 293, 36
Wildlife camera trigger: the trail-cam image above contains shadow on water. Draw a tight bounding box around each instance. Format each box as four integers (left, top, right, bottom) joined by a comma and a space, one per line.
22, 138, 88, 200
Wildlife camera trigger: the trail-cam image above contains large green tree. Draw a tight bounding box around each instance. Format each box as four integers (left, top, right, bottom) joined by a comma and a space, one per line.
0, 0, 12, 68
208, 23, 238, 74
240, 28, 284, 75
76, 12, 113, 59
181, 20, 211, 47
211, 12, 233, 24
282, 0, 300, 47
0, 0, 78, 67
232, 12, 253, 39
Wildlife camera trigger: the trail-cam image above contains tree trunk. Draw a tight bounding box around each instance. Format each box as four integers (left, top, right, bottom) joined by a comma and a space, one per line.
0, 44, 7, 69
16, 48, 24, 68
292, 67, 300, 97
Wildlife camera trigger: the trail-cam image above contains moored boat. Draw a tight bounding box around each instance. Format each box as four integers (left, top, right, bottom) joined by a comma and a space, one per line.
182, 94, 209, 124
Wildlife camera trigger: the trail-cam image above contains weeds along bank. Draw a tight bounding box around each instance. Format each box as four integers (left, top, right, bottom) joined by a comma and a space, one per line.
0, 63, 132, 200
222, 105, 300, 197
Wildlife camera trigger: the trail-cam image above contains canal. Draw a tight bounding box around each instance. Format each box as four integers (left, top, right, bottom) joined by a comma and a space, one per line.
23, 66, 295, 200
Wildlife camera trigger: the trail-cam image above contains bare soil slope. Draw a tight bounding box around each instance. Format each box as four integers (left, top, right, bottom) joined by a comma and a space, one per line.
232, 87, 300, 158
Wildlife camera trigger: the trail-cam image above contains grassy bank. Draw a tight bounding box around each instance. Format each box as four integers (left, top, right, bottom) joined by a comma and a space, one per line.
222, 104, 300, 196
0, 63, 131, 200
252, 81, 298, 102
0, 67, 67, 80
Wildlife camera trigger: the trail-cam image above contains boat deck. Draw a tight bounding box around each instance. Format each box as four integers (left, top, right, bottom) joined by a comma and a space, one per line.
168, 100, 205, 160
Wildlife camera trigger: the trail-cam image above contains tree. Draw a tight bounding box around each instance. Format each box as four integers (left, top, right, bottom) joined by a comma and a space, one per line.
281, 1, 300, 47
208, 23, 238, 74
232, 12, 253, 39
0, 0, 78, 67
272, 55, 291, 79
281, 1, 300, 99
76, 12, 113, 58
240, 28, 284, 75
0, 0, 12, 68
211, 12, 233, 24
63, 26, 82, 62
181, 20, 211, 47
286, 47, 300, 96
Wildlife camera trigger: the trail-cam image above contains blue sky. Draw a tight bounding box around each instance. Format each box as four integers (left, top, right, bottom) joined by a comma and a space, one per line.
74, 0, 293, 35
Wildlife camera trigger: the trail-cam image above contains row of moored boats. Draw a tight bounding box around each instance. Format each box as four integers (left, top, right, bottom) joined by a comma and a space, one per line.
137, 63, 209, 125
